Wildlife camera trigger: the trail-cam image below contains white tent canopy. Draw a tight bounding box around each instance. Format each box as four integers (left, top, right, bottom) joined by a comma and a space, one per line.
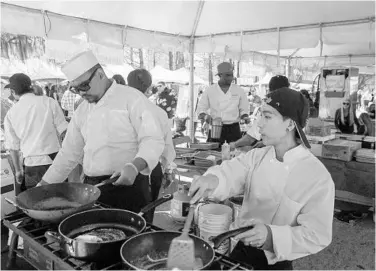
150, 65, 176, 83
0, 58, 66, 80
171, 68, 206, 85
1, 1, 374, 61
1, 1, 375, 139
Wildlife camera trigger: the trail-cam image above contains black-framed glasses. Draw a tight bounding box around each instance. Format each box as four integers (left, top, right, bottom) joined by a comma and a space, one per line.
70, 67, 99, 94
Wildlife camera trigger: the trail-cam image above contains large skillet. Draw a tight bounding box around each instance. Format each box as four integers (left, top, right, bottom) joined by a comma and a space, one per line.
5, 178, 116, 223
45, 194, 173, 262
120, 225, 254, 270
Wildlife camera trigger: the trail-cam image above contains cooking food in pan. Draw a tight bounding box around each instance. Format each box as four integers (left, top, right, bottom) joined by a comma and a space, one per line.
73, 227, 127, 243
32, 197, 81, 210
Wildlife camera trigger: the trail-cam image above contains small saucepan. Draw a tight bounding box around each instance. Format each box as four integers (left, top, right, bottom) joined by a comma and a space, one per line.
120, 225, 254, 270
45, 194, 173, 262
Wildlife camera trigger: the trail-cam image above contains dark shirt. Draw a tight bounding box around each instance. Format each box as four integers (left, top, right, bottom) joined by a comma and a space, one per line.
156, 89, 177, 119
334, 108, 358, 134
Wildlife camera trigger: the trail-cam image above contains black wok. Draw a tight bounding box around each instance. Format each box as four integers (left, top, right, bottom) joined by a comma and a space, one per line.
120, 225, 254, 270
45, 194, 173, 262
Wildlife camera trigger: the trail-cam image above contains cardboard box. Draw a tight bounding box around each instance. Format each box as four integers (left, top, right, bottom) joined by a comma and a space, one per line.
322, 139, 362, 161
306, 118, 332, 137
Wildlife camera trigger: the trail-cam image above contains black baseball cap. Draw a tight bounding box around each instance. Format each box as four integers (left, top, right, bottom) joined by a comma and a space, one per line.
265, 87, 310, 149
269, 75, 290, 92
8, 73, 32, 94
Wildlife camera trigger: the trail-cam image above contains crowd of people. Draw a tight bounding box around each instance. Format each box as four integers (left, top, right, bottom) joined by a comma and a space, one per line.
2, 49, 374, 269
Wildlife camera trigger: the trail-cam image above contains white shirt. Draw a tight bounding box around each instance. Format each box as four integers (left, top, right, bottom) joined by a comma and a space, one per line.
43, 82, 165, 183
152, 103, 176, 170
196, 83, 249, 124
4, 93, 68, 166
205, 145, 334, 264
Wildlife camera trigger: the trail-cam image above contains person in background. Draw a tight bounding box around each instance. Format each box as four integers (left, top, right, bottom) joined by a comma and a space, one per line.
334, 98, 359, 134
357, 102, 375, 136
300, 89, 317, 118
156, 82, 177, 119
32, 84, 44, 96
127, 69, 176, 214
61, 84, 81, 120
196, 62, 249, 145
229, 75, 290, 150
4, 73, 68, 190
112, 74, 126, 85
189, 87, 334, 270
37, 51, 165, 223
4, 84, 18, 105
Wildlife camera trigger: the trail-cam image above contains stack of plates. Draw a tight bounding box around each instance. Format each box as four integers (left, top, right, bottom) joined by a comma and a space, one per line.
355, 148, 376, 164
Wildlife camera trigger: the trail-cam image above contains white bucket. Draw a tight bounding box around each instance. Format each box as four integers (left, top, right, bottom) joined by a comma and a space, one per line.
197, 204, 232, 255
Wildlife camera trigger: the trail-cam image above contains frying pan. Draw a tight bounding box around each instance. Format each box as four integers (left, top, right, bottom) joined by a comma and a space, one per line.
120, 225, 254, 270
45, 194, 173, 262
5, 178, 115, 223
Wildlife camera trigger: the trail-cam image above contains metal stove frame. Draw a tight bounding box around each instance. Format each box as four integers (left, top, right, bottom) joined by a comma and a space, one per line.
2, 204, 253, 270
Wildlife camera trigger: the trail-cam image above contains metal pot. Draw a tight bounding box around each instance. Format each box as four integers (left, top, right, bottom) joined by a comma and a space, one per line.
120, 225, 254, 270
45, 194, 173, 262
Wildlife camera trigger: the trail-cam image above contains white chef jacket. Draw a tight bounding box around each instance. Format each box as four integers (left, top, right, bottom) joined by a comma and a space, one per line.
153, 104, 176, 170
4, 93, 68, 166
196, 84, 249, 125
205, 145, 334, 264
43, 82, 165, 183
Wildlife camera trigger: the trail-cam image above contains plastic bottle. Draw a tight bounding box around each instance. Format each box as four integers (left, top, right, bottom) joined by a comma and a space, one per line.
221, 141, 231, 161
170, 184, 191, 223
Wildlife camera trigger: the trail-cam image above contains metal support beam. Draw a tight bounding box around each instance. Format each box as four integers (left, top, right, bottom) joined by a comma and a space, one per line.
188, 0, 205, 142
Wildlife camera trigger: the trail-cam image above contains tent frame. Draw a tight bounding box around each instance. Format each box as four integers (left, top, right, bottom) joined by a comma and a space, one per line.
2, 2, 375, 141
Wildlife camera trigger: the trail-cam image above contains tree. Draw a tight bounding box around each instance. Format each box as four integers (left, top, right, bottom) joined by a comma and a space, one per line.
139, 49, 144, 68
168, 51, 174, 70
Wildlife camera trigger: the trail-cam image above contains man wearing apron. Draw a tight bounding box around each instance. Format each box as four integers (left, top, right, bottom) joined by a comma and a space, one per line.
196, 62, 250, 146
189, 88, 335, 269
38, 51, 165, 223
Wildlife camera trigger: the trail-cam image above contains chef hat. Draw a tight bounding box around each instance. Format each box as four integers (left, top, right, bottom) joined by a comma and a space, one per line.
61, 50, 99, 81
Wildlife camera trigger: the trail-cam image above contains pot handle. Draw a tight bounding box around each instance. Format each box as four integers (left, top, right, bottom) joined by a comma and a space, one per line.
45, 231, 64, 244
138, 194, 173, 216
209, 225, 254, 249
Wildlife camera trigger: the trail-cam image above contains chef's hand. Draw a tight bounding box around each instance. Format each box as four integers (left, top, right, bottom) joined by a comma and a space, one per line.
229, 142, 237, 151
188, 174, 219, 204
111, 163, 139, 186
236, 222, 268, 248
15, 171, 24, 185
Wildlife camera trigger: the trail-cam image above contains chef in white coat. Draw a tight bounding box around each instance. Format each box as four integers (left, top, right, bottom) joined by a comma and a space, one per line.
189, 87, 334, 270
126, 68, 176, 204
38, 51, 165, 223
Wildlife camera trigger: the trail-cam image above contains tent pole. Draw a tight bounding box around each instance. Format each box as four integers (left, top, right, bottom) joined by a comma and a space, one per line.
189, 40, 195, 142
187, 0, 205, 143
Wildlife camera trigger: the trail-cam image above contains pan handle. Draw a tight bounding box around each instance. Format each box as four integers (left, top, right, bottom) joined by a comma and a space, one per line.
45, 231, 64, 244
5, 198, 19, 208
95, 176, 120, 187
138, 194, 173, 216
209, 225, 254, 249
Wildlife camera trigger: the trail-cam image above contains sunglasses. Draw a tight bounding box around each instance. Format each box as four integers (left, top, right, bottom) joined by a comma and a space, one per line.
343, 102, 350, 105
70, 67, 99, 94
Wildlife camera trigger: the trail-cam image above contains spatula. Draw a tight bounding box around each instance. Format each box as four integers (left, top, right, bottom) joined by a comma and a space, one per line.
167, 205, 196, 270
